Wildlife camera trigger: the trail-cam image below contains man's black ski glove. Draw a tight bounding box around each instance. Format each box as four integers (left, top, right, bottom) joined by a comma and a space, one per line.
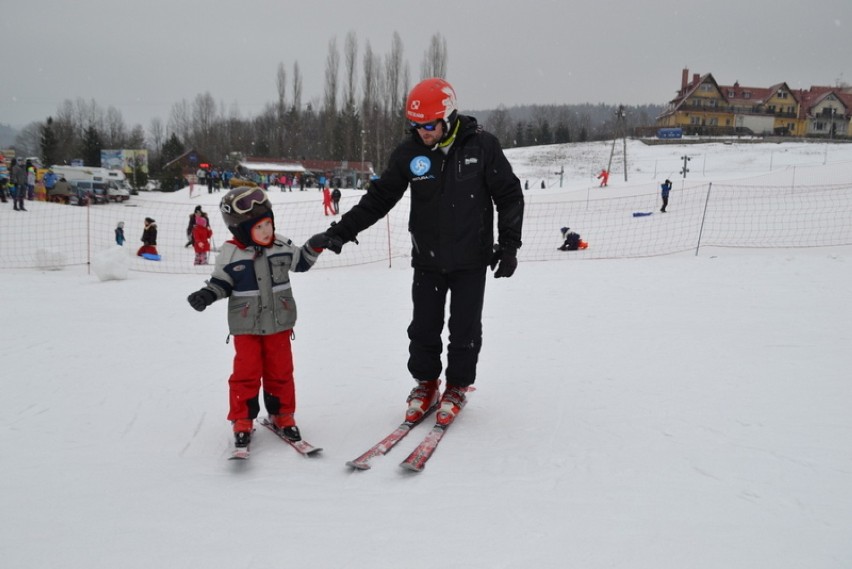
489, 245, 518, 278
308, 232, 343, 254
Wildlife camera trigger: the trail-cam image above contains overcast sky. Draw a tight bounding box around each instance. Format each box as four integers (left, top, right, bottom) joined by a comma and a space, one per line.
3, 0, 851, 130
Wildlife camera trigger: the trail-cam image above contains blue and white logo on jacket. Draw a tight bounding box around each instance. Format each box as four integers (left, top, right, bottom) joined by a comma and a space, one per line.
410, 156, 431, 177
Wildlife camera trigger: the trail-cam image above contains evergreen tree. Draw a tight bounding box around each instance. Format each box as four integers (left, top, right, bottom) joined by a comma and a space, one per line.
161, 133, 185, 164
514, 121, 525, 147
80, 125, 103, 166
537, 120, 553, 145
554, 122, 571, 144
40, 117, 59, 166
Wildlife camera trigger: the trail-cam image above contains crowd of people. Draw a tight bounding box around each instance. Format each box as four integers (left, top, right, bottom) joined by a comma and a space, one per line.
1, 157, 38, 210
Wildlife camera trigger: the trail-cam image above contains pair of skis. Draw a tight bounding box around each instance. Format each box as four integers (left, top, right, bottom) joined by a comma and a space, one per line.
229, 400, 465, 472
229, 418, 322, 460
346, 403, 461, 472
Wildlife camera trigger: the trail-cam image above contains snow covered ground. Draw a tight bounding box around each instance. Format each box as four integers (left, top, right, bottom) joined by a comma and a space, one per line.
1, 139, 851, 568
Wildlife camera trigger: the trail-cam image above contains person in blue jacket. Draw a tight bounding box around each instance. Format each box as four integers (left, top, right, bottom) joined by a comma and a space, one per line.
660, 179, 672, 212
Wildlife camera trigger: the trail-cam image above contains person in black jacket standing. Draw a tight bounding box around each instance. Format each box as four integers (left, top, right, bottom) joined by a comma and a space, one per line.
319, 77, 524, 428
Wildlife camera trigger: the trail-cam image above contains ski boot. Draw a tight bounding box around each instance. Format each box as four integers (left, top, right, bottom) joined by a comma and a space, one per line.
405, 379, 441, 423
270, 414, 301, 442
436, 385, 469, 427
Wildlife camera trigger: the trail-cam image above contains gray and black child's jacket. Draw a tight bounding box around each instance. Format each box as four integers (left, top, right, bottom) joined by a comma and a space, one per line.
205, 236, 319, 336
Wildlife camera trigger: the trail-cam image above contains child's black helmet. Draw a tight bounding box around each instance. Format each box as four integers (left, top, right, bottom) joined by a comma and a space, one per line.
220, 186, 274, 246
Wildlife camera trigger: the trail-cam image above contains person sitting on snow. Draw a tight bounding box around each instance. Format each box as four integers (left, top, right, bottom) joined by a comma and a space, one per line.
558, 227, 588, 251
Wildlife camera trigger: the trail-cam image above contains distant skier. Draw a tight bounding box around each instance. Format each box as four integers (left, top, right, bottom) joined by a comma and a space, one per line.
660, 179, 672, 212
331, 187, 341, 215
115, 221, 126, 246
596, 169, 609, 187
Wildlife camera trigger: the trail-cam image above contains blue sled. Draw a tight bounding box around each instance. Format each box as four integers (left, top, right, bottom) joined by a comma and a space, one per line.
632, 212, 653, 217
142, 253, 161, 261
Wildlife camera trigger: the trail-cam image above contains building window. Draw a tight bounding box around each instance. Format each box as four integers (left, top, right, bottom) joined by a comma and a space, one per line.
744, 92, 752, 99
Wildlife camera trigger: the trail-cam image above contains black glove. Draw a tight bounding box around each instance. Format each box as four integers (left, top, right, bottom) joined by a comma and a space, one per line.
307, 231, 343, 254
187, 288, 217, 312
489, 245, 518, 278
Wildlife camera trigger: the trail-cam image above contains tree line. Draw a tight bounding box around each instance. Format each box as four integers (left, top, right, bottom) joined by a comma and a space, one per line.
10, 31, 662, 179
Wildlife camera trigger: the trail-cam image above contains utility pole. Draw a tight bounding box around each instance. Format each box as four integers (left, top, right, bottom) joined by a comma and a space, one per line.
554, 165, 564, 188
607, 105, 628, 182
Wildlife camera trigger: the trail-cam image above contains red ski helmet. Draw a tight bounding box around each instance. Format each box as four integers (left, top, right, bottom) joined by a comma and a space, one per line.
405, 78, 458, 129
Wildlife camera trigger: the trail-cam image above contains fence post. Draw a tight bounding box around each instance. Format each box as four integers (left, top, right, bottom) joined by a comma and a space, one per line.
386, 216, 392, 268
695, 182, 713, 257
87, 201, 92, 274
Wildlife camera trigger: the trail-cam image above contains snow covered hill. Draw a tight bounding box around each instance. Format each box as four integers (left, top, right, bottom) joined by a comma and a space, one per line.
1, 140, 850, 569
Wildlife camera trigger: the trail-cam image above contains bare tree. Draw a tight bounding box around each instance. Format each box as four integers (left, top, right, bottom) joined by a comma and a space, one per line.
485, 105, 512, 147
323, 37, 341, 157
149, 118, 165, 167
287, 62, 304, 158
292, 61, 302, 112
323, 37, 340, 115
14, 122, 41, 156
361, 41, 381, 171
341, 31, 360, 160
420, 33, 448, 79
126, 125, 146, 149
275, 62, 288, 155
343, 32, 358, 112
168, 99, 192, 145
104, 106, 127, 148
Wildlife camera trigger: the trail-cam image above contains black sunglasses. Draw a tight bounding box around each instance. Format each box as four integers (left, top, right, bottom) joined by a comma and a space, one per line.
409, 120, 440, 131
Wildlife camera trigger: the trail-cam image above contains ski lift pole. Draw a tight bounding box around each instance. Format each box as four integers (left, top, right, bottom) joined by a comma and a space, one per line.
554, 166, 564, 188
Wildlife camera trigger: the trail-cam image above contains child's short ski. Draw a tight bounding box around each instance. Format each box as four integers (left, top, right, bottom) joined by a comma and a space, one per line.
229, 447, 250, 460
260, 418, 322, 456
346, 403, 438, 470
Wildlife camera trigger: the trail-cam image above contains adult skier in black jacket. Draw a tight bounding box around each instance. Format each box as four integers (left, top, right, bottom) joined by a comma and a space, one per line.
321, 77, 524, 427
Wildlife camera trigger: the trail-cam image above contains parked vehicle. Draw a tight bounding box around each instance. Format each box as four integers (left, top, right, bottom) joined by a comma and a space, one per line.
51, 165, 130, 202
66, 185, 90, 206
107, 180, 130, 201
70, 180, 109, 204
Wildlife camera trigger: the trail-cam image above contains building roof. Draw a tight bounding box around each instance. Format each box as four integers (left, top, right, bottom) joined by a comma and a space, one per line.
239, 160, 306, 173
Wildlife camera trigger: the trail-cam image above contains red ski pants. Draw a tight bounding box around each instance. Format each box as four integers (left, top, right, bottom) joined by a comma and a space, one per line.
227, 331, 295, 421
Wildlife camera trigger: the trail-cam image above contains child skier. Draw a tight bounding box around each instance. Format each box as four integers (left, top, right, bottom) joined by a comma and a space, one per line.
191, 215, 213, 265
186, 186, 340, 454
115, 221, 126, 246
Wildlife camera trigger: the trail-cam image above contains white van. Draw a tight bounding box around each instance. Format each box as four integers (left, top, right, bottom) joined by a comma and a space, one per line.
50, 165, 130, 202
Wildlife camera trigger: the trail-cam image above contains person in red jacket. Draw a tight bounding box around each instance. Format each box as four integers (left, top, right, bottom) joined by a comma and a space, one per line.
191, 215, 213, 265
322, 186, 333, 216
596, 168, 609, 187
